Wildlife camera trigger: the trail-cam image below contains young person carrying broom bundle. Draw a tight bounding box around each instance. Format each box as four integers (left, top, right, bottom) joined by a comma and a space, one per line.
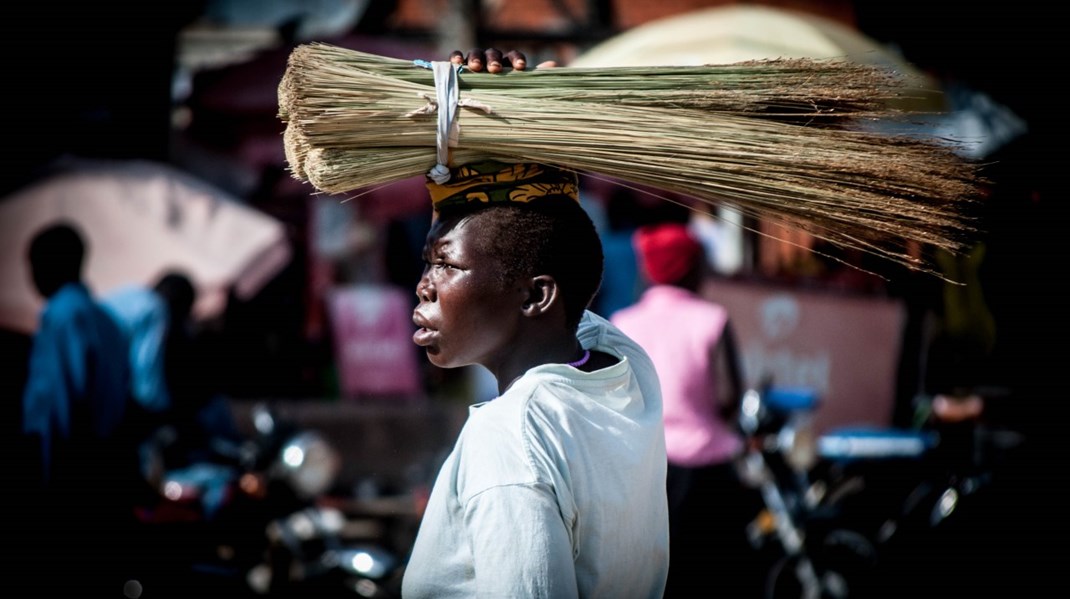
330, 49, 666, 596
402, 159, 670, 598
278, 44, 987, 598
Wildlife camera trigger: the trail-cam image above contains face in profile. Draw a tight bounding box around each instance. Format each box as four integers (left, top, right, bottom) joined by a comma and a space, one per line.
412, 212, 526, 370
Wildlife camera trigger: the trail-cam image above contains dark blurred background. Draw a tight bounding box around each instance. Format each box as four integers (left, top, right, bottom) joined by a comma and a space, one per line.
1, 0, 1063, 594
2, 0, 1060, 398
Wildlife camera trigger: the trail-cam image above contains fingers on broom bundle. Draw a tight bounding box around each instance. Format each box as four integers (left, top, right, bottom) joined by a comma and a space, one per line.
278, 42, 986, 280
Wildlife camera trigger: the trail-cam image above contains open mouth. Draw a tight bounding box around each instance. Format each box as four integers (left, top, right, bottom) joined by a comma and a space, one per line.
412, 312, 436, 347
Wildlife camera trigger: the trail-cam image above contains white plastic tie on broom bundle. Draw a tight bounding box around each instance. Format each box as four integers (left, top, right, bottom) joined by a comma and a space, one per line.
410, 60, 494, 184
406, 94, 493, 117
431, 61, 459, 184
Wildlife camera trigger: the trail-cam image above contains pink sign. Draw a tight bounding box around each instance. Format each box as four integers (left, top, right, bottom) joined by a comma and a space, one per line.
327, 284, 422, 399
702, 279, 905, 435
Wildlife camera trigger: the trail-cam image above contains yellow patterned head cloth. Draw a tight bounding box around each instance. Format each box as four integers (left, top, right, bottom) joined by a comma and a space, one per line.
425, 161, 579, 214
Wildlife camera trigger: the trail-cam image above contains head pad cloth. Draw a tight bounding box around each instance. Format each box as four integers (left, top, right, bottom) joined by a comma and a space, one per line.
633, 222, 704, 285
425, 160, 579, 214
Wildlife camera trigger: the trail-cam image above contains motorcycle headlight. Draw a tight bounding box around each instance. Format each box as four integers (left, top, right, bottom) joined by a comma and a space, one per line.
278, 431, 342, 499
336, 545, 398, 580
779, 416, 817, 472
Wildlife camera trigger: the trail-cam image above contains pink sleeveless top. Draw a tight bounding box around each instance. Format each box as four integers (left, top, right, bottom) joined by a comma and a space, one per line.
611, 285, 743, 466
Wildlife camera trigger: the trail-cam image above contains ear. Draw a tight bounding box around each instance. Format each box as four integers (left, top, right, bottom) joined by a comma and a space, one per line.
521, 275, 559, 318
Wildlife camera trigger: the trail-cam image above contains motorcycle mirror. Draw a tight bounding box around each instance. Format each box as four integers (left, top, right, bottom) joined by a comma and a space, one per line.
252, 402, 277, 436
931, 487, 959, 526
739, 389, 762, 434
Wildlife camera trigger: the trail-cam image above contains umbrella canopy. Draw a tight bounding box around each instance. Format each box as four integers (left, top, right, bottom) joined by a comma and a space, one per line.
570, 4, 944, 112
0, 158, 292, 334
568, 4, 961, 277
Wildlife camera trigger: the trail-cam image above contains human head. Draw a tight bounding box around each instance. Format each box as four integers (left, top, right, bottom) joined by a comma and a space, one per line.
415, 196, 603, 373
415, 161, 603, 370
454, 199, 602, 329
27, 221, 86, 298
154, 271, 196, 325
633, 222, 704, 287
424, 161, 600, 332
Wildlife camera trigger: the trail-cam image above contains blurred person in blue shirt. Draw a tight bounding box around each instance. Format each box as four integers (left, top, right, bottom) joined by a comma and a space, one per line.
19, 221, 143, 594
104, 272, 242, 473
22, 222, 133, 485
592, 187, 643, 317
103, 271, 196, 416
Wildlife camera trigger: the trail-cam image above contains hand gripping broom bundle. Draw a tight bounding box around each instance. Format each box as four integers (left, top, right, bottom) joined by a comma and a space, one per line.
278, 42, 986, 281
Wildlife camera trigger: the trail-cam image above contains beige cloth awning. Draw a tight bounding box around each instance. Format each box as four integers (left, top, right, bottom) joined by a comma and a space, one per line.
0, 158, 292, 334
571, 4, 944, 113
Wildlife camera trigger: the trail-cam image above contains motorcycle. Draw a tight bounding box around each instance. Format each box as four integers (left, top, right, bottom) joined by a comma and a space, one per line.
736, 384, 855, 599
736, 383, 1023, 598
817, 388, 1025, 598
131, 400, 403, 597
736, 384, 935, 598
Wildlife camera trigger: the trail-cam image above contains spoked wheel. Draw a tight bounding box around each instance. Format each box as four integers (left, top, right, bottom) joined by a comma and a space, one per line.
765, 528, 879, 599
765, 555, 852, 599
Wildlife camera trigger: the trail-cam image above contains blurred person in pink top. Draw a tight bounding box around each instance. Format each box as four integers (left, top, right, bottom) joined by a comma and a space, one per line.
610, 222, 761, 598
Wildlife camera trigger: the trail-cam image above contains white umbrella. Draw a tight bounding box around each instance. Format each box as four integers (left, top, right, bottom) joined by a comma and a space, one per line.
570, 4, 951, 275
572, 4, 1023, 158
0, 157, 292, 334
571, 4, 944, 112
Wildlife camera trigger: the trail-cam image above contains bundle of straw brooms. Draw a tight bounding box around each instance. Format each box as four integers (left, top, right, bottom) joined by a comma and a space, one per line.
278, 42, 986, 280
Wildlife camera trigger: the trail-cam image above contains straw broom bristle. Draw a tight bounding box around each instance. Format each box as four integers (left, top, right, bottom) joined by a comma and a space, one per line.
278, 42, 986, 280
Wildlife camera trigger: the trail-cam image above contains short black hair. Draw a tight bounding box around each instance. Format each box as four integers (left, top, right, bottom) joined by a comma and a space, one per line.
28, 221, 85, 280
438, 197, 604, 331
154, 271, 196, 322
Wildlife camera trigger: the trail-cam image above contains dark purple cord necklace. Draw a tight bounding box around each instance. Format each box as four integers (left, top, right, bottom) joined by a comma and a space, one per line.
567, 349, 591, 368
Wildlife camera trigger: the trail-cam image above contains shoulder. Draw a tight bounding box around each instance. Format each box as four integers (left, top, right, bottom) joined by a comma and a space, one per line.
578, 309, 633, 352
102, 284, 146, 302
454, 389, 552, 497
579, 309, 655, 367
41, 284, 94, 322
39, 286, 126, 344
467, 378, 570, 439
470, 372, 603, 444
650, 286, 729, 319
102, 285, 164, 317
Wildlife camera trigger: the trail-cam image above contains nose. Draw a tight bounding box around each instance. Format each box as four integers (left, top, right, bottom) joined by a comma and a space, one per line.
416, 278, 432, 302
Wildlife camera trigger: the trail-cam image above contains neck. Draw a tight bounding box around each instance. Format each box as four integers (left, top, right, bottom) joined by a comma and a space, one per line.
492, 336, 584, 395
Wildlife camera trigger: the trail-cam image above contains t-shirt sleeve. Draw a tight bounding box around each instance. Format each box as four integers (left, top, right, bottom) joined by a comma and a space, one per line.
463, 482, 579, 599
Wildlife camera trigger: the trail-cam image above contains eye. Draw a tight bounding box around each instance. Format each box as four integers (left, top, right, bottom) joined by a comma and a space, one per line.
427, 259, 457, 271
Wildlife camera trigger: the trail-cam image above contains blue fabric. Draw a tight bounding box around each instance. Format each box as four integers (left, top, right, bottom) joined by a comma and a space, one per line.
593, 230, 640, 317
817, 426, 939, 461
165, 463, 239, 520
102, 285, 171, 412
22, 283, 131, 481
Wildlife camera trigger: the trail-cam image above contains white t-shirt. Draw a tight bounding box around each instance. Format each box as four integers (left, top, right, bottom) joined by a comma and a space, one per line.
402, 311, 670, 598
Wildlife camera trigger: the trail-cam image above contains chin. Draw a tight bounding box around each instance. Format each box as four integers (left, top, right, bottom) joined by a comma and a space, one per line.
424, 349, 448, 367
426, 351, 471, 371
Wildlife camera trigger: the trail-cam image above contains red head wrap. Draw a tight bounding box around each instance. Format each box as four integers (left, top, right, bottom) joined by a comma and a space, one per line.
633, 223, 703, 285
